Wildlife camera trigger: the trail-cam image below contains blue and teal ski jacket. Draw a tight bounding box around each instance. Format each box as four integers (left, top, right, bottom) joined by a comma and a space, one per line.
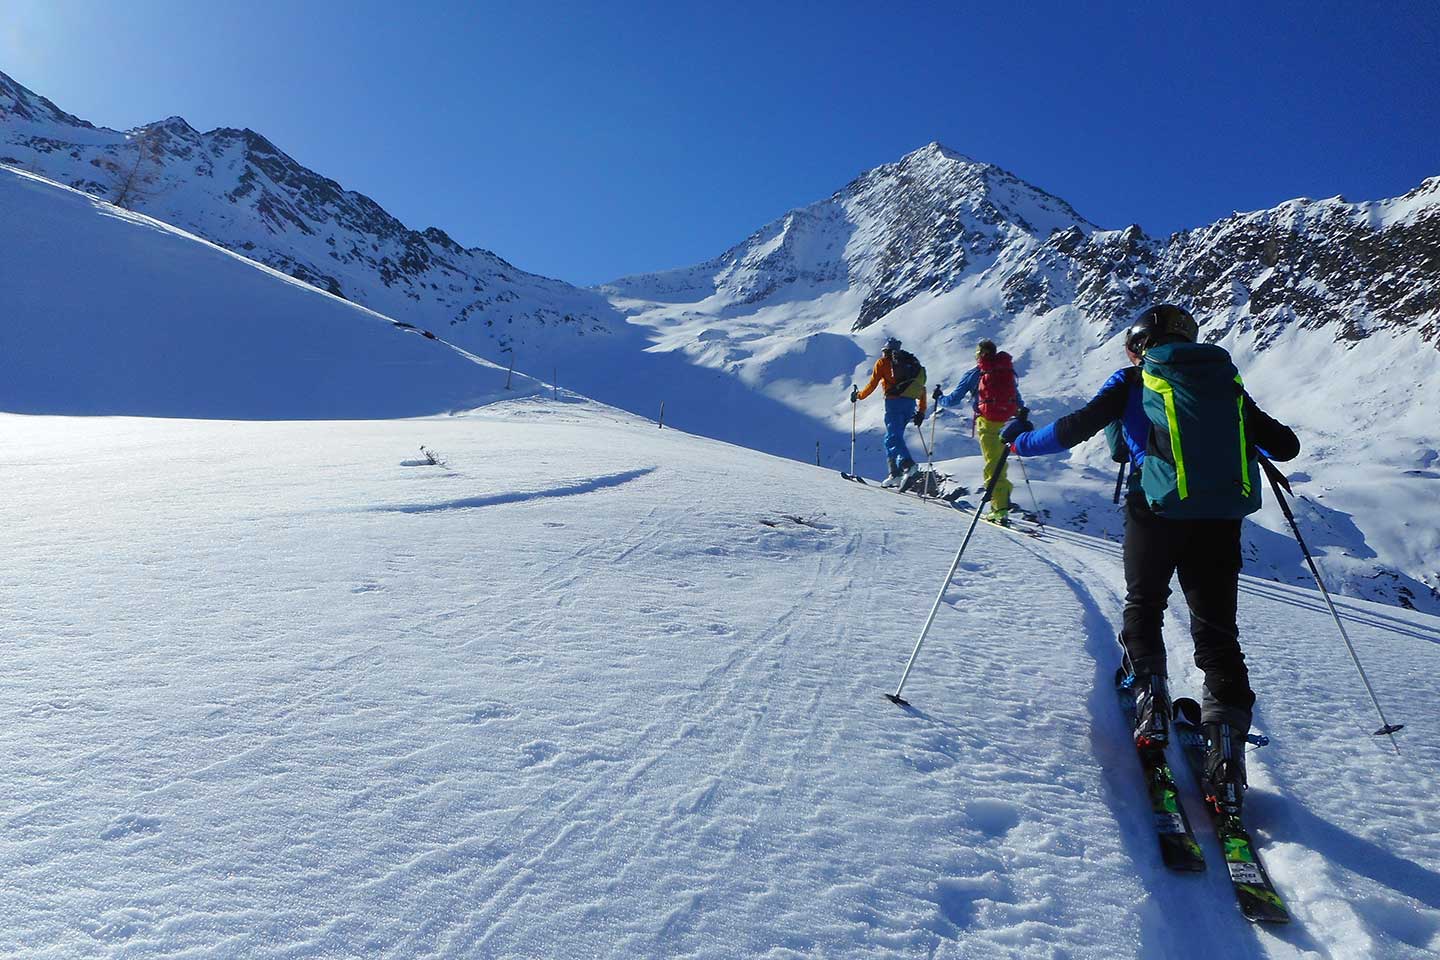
1012, 366, 1298, 483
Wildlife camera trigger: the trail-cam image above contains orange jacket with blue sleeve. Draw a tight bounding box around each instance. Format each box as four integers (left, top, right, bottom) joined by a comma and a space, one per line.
856, 356, 927, 417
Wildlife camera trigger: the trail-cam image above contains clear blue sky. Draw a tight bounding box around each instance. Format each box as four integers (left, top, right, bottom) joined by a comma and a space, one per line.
4, 0, 1437, 285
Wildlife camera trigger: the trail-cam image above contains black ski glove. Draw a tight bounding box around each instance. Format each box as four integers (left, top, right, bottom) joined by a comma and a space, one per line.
1001, 412, 1034, 444
932, 385, 943, 402
849, 386, 859, 404
912, 410, 924, 428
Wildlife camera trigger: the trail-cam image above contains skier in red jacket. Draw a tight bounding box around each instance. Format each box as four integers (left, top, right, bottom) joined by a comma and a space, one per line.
934, 340, 1023, 523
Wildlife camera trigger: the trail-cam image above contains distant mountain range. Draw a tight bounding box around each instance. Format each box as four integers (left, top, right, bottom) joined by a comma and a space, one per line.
609, 141, 1439, 349
0, 68, 622, 364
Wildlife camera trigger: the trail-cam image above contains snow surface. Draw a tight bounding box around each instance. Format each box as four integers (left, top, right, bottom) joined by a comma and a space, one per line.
3, 404, 1437, 958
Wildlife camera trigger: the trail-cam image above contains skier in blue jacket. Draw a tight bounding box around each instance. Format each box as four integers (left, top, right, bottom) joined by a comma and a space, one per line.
1000, 305, 1299, 816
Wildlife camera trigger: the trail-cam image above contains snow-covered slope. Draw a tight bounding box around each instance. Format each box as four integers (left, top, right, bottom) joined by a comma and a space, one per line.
0, 70, 850, 457
0, 165, 530, 418
4, 404, 1437, 958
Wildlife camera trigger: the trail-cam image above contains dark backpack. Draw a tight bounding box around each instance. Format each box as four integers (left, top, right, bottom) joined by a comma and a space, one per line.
888, 349, 927, 399
1138, 342, 1261, 519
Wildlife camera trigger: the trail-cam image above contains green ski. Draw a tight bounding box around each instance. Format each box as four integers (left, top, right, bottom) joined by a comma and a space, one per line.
1115, 670, 1205, 872
1173, 697, 1291, 923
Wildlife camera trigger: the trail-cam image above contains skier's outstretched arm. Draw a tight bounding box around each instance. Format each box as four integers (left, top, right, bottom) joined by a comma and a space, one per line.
1012, 370, 1131, 456
1243, 394, 1300, 461
937, 367, 980, 409
855, 360, 884, 401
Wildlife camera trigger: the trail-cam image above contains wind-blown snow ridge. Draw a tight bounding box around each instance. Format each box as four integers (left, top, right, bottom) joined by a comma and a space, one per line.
0, 164, 540, 419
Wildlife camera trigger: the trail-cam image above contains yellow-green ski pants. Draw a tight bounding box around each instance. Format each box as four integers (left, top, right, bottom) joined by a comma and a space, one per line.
976, 415, 1013, 516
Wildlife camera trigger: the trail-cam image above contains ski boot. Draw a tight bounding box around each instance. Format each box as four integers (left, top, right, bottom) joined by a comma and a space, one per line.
1202, 721, 1248, 816
984, 502, 1011, 525
898, 463, 923, 493
886, 459, 915, 489
1132, 674, 1171, 748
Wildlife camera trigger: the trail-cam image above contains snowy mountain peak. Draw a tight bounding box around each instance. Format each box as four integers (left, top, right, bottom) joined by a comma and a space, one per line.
607, 142, 1099, 329
0, 69, 92, 129
145, 115, 201, 138
854, 140, 1097, 238
895, 140, 988, 172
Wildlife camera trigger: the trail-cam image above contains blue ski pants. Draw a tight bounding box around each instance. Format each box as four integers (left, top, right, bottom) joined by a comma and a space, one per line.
883, 396, 917, 473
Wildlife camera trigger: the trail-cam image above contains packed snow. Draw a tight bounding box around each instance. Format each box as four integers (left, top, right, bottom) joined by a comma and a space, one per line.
3, 404, 1437, 958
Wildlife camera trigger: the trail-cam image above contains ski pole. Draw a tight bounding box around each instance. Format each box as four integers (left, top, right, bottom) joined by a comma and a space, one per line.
1112, 462, 1127, 504
926, 401, 938, 494
1016, 455, 1044, 531
1258, 456, 1403, 750
887, 447, 1011, 707
849, 385, 857, 477
913, 418, 933, 460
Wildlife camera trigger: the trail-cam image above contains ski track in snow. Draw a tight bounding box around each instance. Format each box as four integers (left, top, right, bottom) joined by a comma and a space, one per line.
2, 407, 1438, 959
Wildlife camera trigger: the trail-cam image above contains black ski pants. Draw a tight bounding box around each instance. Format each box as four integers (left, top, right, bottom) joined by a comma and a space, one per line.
1120, 493, 1255, 729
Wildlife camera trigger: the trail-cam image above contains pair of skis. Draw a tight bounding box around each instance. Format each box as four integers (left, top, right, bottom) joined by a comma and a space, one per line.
840, 469, 968, 505
1115, 671, 1290, 924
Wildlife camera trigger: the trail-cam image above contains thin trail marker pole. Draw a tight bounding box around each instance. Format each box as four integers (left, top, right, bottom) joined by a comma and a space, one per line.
505, 352, 515, 390
1259, 456, 1403, 751
658, 401, 665, 429
553, 366, 558, 401
887, 448, 1010, 707
816, 441, 821, 467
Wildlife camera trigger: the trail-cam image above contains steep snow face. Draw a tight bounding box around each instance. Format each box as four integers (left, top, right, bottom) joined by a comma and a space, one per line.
0, 166, 533, 419
0, 69, 624, 366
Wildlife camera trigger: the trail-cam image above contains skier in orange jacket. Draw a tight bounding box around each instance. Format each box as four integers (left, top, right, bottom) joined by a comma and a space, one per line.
852, 337, 928, 486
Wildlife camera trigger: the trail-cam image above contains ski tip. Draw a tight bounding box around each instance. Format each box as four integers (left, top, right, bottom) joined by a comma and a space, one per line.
1375, 723, 1405, 736
885, 693, 911, 708
1172, 697, 1202, 726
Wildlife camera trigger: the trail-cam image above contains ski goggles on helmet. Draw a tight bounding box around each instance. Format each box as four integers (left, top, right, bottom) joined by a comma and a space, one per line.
1124, 323, 1154, 355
